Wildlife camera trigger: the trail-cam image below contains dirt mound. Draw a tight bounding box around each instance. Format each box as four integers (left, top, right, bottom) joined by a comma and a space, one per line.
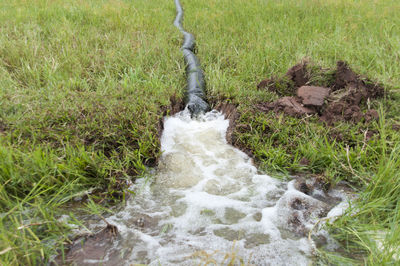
257, 61, 384, 124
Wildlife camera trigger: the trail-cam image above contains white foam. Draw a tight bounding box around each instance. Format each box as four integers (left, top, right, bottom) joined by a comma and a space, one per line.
98, 109, 348, 265
326, 201, 349, 221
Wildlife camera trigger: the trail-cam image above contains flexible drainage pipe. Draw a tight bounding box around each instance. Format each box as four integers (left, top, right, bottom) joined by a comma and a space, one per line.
174, 0, 210, 116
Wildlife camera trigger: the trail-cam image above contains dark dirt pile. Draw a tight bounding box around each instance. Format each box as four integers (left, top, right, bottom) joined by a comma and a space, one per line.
256, 60, 384, 125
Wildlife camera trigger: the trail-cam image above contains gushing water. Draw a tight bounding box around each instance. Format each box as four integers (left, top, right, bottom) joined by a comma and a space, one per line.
86, 110, 347, 265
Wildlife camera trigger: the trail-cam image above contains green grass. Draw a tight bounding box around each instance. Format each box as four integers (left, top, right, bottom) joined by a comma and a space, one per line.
183, 0, 400, 264
0, 0, 399, 264
0, 0, 183, 264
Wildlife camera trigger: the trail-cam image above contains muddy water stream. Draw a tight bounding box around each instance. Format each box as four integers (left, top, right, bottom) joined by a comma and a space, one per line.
75, 110, 348, 265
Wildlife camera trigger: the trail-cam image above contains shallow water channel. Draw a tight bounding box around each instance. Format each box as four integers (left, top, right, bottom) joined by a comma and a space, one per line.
76, 110, 348, 265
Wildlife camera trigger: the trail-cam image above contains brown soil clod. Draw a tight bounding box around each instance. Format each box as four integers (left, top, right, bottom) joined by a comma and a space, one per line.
285, 60, 310, 88
335, 60, 358, 90
297, 86, 331, 107
257, 96, 316, 117
257, 60, 384, 125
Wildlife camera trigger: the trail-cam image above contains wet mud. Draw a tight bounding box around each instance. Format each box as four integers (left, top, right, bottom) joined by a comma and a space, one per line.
55, 111, 351, 265
257, 60, 384, 125
53, 224, 119, 266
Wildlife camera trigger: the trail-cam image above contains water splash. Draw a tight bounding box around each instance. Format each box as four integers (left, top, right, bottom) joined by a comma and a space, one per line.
84, 110, 348, 265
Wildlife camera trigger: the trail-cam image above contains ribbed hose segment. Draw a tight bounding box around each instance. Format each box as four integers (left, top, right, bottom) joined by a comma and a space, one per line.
174, 0, 210, 116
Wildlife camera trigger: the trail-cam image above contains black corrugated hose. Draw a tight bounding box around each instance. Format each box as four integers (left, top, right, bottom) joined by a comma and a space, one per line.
174, 0, 210, 116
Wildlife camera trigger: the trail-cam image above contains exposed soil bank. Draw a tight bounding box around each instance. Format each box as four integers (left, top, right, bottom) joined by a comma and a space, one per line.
215, 102, 239, 144
257, 60, 384, 125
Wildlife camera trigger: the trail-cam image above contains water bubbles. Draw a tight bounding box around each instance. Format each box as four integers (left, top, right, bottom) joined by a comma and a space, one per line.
95, 110, 349, 265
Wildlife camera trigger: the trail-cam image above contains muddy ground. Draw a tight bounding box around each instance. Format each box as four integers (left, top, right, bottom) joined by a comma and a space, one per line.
52, 224, 120, 265
256, 60, 384, 125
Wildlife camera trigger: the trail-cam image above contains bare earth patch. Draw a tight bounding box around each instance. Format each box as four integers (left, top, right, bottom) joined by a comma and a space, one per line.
256, 60, 384, 125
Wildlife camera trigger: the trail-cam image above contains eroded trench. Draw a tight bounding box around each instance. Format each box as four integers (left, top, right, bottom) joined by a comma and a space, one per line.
58, 1, 352, 265
63, 109, 350, 265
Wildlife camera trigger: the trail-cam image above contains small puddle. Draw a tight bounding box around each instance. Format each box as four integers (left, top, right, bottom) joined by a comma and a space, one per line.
64, 110, 349, 265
